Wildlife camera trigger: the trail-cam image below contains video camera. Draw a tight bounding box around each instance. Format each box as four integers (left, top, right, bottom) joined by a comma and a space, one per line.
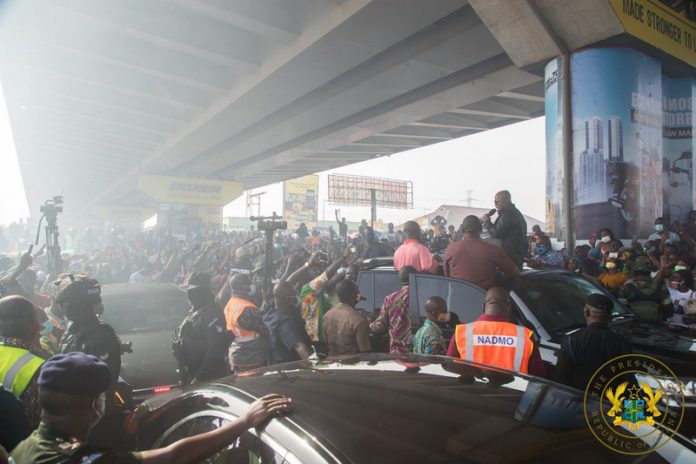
250, 213, 287, 232
250, 213, 286, 295
40, 196, 64, 222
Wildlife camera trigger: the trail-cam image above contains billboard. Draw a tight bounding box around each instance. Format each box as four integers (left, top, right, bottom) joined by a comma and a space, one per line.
609, 0, 696, 68
327, 174, 413, 208
570, 48, 663, 239
283, 175, 319, 229
662, 77, 693, 224
139, 175, 244, 206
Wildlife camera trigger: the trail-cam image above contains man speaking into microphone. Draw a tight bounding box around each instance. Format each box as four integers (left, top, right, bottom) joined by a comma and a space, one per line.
480, 190, 528, 270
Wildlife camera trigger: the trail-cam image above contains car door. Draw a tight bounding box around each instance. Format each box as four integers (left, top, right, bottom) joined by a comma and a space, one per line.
408, 273, 486, 340
356, 269, 401, 316
356, 269, 401, 352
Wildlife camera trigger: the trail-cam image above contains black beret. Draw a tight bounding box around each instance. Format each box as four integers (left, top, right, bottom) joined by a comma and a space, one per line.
38, 352, 111, 395
586, 293, 613, 312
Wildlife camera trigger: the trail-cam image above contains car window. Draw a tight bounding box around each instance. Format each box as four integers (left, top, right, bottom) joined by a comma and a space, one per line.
158, 414, 284, 463
413, 275, 484, 323
101, 290, 190, 334
356, 272, 373, 312
373, 272, 402, 311
513, 274, 628, 335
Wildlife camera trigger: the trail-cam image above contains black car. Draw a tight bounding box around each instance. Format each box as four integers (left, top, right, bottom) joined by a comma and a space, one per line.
356, 268, 696, 411
131, 354, 695, 463
100, 283, 190, 400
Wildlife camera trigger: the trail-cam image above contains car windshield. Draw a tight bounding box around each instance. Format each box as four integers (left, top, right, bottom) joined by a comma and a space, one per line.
101, 286, 189, 334
512, 274, 630, 335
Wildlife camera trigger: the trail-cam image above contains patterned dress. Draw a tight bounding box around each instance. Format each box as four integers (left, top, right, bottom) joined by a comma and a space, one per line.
370, 286, 412, 353
300, 272, 329, 342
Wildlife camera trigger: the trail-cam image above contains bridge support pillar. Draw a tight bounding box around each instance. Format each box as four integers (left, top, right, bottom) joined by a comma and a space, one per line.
545, 47, 695, 244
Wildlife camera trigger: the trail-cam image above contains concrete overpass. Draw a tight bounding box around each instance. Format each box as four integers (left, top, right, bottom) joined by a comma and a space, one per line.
0, 0, 686, 218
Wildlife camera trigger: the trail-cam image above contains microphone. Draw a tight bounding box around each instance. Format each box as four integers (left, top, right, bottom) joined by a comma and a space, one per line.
488, 208, 497, 216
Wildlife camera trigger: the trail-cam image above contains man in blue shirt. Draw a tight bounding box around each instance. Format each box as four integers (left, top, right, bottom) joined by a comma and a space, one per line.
263, 281, 312, 365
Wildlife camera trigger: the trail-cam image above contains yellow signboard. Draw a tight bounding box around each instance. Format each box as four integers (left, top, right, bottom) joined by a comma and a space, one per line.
284, 175, 319, 229
610, 0, 696, 67
94, 206, 156, 223
139, 175, 244, 206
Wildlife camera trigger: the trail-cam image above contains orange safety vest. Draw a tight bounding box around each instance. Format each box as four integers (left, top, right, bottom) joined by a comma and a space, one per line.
224, 297, 259, 343
454, 320, 534, 374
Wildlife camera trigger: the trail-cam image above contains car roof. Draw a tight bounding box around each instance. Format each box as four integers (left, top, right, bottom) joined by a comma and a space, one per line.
145, 354, 692, 463
100, 282, 185, 298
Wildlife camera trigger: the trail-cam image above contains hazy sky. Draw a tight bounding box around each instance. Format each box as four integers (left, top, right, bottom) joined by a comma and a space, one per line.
224, 117, 547, 225
0, 81, 546, 226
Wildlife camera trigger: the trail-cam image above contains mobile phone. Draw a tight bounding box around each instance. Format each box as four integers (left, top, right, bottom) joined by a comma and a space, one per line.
608, 252, 618, 258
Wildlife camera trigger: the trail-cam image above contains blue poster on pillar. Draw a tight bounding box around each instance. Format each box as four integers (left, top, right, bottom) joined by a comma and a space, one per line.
544, 58, 564, 239
662, 77, 693, 225
571, 48, 663, 240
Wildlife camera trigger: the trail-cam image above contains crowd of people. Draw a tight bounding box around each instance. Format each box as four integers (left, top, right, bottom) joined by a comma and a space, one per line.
2, 189, 696, 461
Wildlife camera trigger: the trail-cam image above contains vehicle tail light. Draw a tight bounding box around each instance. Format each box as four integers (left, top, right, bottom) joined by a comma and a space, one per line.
153, 386, 171, 394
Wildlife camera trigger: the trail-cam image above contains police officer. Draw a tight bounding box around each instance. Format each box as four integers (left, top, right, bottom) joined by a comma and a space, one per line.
0, 295, 45, 430
554, 293, 632, 391
174, 273, 231, 384
225, 274, 268, 373
446, 287, 545, 376
10, 352, 291, 464
54, 274, 121, 400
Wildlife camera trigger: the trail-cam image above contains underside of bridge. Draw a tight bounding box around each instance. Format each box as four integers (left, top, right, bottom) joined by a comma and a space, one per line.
0, 0, 669, 218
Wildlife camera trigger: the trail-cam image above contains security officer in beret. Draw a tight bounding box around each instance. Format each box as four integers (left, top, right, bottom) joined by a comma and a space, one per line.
11, 352, 291, 464
554, 293, 632, 391
173, 273, 231, 384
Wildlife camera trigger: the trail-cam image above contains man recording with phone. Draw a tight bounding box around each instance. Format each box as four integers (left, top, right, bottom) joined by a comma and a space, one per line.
480, 190, 528, 270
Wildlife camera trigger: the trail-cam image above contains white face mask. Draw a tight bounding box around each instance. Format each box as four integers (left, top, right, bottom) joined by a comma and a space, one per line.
601, 236, 611, 243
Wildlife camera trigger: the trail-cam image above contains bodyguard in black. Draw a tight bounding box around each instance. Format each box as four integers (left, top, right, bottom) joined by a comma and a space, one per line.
554, 294, 632, 391
175, 273, 231, 384
54, 275, 121, 407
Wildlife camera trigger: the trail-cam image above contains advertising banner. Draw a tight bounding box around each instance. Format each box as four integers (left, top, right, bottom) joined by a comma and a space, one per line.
283, 175, 319, 229
662, 77, 693, 224
139, 175, 244, 206
544, 58, 564, 239
571, 48, 663, 239
609, 0, 696, 68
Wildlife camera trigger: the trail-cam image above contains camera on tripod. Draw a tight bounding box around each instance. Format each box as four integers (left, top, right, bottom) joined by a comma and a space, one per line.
40, 196, 64, 221
250, 213, 287, 232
